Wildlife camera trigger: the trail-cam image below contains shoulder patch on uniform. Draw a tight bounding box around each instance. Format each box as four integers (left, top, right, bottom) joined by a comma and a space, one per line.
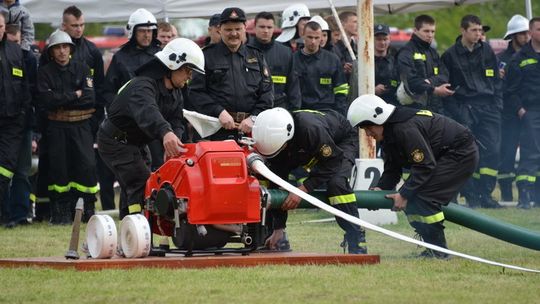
320, 144, 333, 158
86, 77, 93, 88
247, 57, 258, 64
411, 149, 424, 163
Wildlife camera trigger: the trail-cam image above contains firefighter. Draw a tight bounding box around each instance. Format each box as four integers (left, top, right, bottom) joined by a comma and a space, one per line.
37, 30, 97, 225
248, 11, 301, 110
396, 14, 453, 112
252, 107, 367, 254
103, 8, 160, 107
505, 17, 540, 209
275, 3, 311, 51
441, 15, 503, 209
292, 21, 348, 115
61, 5, 106, 219
333, 11, 357, 80
497, 15, 530, 202
348, 94, 478, 258
0, 12, 31, 224
3, 23, 36, 228
102, 8, 161, 214
189, 7, 273, 140
349, 24, 400, 106
205, 14, 221, 46
98, 38, 204, 219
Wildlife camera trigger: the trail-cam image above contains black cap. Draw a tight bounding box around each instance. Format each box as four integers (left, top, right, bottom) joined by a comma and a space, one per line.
374, 24, 390, 36
220, 7, 246, 24
209, 14, 221, 27
482, 25, 491, 33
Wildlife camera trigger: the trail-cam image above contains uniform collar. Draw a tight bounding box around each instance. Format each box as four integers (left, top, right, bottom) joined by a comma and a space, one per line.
251, 38, 273, 51
217, 40, 247, 57
455, 36, 482, 54
521, 41, 540, 58
299, 47, 322, 59
411, 34, 431, 50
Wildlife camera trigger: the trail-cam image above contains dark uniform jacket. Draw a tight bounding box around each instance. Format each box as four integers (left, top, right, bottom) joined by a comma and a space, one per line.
505, 41, 540, 114
333, 39, 356, 66
441, 37, 503, 109
0, 38, 30, 117
377, 107, 473, 204
248, 38, 301, 110
190, 41, 273, 118
292, 48, 348, 115
37, 60, 95, 111
105, 71, 184, 146
40, 37, 104, 106
268, 109, 358, 193
375, 51, 399, 105
396, 34, 448, 96
103, 41, 160, 107
497, 41, 518, 118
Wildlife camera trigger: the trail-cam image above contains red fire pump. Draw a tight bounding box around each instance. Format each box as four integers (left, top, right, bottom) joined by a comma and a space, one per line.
144, 140, 269, 256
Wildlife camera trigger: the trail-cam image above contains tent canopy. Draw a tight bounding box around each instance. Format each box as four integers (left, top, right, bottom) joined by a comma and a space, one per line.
21, 0, 489, 23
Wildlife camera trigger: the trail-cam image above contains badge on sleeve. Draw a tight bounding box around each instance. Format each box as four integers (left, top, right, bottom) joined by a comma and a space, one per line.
411, 149, 424, 163
320, 144, 333, 158
86, 77, 94, 88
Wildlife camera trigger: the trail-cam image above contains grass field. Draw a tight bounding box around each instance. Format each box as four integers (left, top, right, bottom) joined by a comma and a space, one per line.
0, 207, 539, 304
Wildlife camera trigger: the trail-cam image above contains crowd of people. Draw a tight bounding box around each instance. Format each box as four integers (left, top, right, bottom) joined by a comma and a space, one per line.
0, 2, 539, 258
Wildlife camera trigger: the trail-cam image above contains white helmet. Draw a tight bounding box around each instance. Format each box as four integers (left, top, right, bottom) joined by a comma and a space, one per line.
504, 14, 529, 40
252, 107, 295, 157
309, 15, 329, 31
48, 30, 74, 49
127, 8, 158, 39
276, 3, 310, 43
347, 94, 396, 127
155, 38, 205, 74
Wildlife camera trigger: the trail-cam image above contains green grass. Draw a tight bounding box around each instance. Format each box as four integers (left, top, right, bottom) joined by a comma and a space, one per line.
1, 208, 539, 304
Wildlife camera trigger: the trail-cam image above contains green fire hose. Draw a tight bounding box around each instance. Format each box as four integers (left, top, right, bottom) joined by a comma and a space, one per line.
267, 189, 540, 251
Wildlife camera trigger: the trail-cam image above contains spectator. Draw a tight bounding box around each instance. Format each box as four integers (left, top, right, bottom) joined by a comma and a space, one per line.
374, 24, 399, 105
441, 15, 503, 209
1, 0, 33, 51
293, 21, 348, 115
497, 14, 530, 203
0, 12, 31, 225
334, 11, 357, 78
190, 7, 273, 140
206, 13, 221, 46
3, 23, 36, 228
157, 21, 174, 48
248, 11, 300, 110
396, 14, 452, 113
505, 17, 540, 209
37, 30, 97, 225
275, 3, 310, 52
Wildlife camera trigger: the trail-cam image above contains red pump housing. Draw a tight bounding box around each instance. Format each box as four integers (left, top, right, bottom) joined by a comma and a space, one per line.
145, 141, 261, 225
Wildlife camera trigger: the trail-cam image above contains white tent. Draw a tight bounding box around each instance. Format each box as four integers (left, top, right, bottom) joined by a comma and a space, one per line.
21, 0, 490, 23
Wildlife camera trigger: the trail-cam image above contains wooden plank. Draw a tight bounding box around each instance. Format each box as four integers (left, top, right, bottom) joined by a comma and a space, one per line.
0, 253, 380, 271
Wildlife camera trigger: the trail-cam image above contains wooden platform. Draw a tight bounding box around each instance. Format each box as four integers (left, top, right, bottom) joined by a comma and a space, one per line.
0, 252, 380, 271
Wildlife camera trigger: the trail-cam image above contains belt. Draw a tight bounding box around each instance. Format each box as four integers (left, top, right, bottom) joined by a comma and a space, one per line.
48, 108, 95, 122
229, 111, 250, 123
100, 119, 128, 144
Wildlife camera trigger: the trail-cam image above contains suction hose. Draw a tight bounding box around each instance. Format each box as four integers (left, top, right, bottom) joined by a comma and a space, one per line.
266, 189, 540, 251
246, 153, 540, 273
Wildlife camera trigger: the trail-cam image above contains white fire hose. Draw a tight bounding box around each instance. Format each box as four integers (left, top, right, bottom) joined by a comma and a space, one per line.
86, 214, 151, 259
248, 154, 540, 274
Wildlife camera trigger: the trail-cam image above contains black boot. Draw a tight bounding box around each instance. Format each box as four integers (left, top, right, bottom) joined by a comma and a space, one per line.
415, 223, 450, 260
499, 179, 514, 202
517, 187, 532, 209
479, 193, 503, 209
463, 192, 481, 208
341, 230, 367, 254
